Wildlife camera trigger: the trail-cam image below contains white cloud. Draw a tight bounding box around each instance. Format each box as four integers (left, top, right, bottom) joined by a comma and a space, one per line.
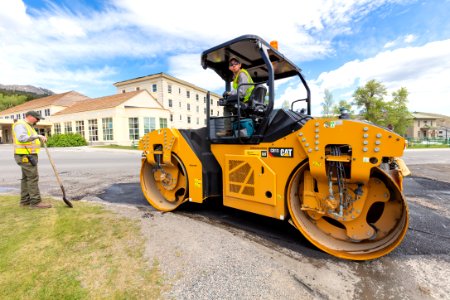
404, 34, 417, 43
308, 39, 450, 115
0, 0, 436, 105
167, 54, 223, 92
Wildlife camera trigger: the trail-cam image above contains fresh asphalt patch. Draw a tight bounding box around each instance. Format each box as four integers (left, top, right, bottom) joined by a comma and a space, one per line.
95, 175, 450, 259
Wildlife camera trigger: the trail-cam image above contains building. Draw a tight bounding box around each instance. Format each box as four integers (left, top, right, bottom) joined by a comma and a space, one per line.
114, 72, 222, 129
406, 112, 450, 139
0, 91, 89, 143
50, 90, 169, 145
0, 73, 223, 145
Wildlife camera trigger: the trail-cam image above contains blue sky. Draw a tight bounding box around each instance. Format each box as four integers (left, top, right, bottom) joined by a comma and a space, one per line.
1, 0, 449, 115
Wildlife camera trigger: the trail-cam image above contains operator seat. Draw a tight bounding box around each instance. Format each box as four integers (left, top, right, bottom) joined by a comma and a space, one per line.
247, 85, 267, 115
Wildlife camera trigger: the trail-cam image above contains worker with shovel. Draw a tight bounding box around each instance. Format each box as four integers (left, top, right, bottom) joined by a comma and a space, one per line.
13, 111, 51, 209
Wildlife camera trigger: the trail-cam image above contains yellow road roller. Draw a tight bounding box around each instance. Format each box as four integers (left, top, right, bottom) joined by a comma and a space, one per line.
139, 35, 410, 260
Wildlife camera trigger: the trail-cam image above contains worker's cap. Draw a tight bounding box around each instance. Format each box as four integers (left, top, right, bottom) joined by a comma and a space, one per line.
26, 110, 45, 120
228, 57, 241, 65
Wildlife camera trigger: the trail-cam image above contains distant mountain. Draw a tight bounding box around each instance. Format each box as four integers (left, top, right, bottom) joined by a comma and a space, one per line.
0, 84, 54, 97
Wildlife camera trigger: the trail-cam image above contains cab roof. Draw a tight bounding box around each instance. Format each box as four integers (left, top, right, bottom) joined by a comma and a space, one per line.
201, 34, 302, 83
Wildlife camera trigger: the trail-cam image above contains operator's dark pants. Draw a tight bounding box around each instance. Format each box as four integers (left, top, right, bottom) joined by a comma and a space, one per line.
14, 154, 41, 205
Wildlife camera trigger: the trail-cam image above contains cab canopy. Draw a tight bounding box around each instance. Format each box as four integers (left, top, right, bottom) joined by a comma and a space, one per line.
201, 34, 301, 83
201, 34, 310, 114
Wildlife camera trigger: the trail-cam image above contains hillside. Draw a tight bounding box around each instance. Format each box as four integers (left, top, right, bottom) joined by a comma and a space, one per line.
0, 84, 54, 112
0, 84, 54, 97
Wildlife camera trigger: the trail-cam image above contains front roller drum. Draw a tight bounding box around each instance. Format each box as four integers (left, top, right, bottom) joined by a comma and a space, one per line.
140, 153, 188, 212
287, 163, 409, 260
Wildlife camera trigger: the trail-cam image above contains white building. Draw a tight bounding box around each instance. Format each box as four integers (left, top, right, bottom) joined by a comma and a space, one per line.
0, 73, 222, 145
51, 90, 170, 145
0, 91, 89, 143
114, 72, 222, 129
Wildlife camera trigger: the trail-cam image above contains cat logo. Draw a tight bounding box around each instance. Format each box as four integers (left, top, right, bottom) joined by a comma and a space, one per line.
268, 147, 294, 158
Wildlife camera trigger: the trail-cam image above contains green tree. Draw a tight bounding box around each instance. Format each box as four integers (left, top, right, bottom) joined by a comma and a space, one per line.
353, 80, 412, 135
321, 89, 334, 117
0, 94, 27, 111
382, 87, 413, 135
281, 99, 290, 109
353, 79, 387, 123
332, 100, 355, 117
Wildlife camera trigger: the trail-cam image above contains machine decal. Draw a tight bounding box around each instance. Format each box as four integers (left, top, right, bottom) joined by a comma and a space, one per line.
311, 161, 322, 167
245, 150, 268, 157
194, 178, 202, 188
269, 147, 293, 158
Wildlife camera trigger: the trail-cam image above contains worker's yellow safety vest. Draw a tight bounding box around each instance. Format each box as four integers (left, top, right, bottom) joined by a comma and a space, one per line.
13, 120, 41, 154
233, 68, 254, 102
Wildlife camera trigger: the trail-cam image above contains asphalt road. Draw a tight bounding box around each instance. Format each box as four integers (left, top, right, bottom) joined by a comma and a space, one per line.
1, 144, 449, 299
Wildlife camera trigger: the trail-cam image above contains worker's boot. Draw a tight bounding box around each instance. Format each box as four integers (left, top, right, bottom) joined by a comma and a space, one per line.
30, 202, 52, 209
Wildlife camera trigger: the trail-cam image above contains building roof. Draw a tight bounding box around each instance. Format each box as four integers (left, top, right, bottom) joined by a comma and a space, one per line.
53, 90, 148, 115
114, 72, 221, 97
412, 112, 449, 119
0, 91, 89, 115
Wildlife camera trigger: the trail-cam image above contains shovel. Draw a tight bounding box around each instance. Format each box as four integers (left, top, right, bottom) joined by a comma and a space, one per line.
43, 143, 73, 208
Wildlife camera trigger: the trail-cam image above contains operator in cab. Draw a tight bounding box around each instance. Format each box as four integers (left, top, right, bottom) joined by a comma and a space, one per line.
217, 57, 254, 136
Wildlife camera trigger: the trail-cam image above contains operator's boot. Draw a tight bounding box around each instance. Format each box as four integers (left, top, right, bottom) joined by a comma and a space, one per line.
216, 130, 233, 137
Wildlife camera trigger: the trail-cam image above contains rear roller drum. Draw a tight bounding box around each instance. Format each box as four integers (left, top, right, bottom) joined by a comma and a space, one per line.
287, 163, 408, 260
140, 153, 188, 212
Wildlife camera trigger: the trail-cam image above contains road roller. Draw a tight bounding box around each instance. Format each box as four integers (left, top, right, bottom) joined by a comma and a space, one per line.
139, 35, 410, 260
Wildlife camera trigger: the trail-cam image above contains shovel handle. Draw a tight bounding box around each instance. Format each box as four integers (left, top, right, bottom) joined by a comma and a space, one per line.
44, 143, 73, 208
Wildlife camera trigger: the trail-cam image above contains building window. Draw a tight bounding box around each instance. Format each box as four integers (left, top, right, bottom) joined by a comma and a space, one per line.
186, 91, 190, 98
179, 88, 181, 94
179, 101, 181, 108
144, 117, 156, 134
64, 122, 73, 134
16, 114, 20, 120
204, 97, 206, 103
44, 109, 50, 116
196, 117, 199, 125
187, 116, 191, 124
160, 118, 167, 128
169, 99, 173, 107
210, 99, 213, 105
54, 123, 61, 134
196, 106, 199, 113
168, 85, 172, 94
75, 121, 85, 138
22, 113, 25, 119
204, 108, 206, 114
196, 94, 199, 101
210, 109, 213, 115
170, 114, 173, 122
179, 115, 182, 121
102, 117, 113, 141
122, 89, 125, 93
128, 117, 139, 140
135, 87, 140, 91
88, 119, 98, 141
152, 84, 157, 92
187, 103, 190, 111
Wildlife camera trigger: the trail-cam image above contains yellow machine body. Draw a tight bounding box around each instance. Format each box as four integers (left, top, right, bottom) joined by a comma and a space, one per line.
139, 119, 409, 260
139, 34, 410, 260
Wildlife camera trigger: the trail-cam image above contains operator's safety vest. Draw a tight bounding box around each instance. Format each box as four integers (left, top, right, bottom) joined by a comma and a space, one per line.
233, 68, 254, 103
13, 120, 41, 154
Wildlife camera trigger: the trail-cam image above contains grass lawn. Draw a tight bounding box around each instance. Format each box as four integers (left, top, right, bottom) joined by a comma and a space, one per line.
0, 196, 165, 299
407, 144, 450, 149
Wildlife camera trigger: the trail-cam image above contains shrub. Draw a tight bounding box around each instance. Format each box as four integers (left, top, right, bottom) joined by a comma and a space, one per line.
46, 133, 87, 147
